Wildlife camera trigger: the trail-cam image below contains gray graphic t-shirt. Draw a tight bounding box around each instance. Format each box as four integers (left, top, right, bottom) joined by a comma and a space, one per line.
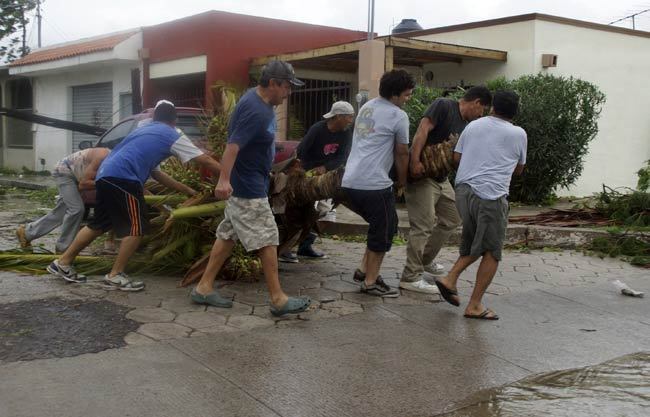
342, 97, 410, 190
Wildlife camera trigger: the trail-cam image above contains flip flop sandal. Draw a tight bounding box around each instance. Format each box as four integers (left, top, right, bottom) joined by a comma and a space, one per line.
270, 296, 312, 317
464, 309, 499, 320
434, 279, 460, 307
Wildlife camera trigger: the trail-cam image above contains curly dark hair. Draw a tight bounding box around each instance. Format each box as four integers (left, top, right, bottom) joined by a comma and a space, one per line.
379, 69, 416, 100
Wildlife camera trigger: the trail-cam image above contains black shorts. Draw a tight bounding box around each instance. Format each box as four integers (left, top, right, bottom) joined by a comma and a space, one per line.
89, 177, 149, 238
342, 186, 398, 253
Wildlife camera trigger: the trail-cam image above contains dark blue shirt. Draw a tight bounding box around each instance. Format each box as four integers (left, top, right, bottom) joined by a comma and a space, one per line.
228, 89, 276, 198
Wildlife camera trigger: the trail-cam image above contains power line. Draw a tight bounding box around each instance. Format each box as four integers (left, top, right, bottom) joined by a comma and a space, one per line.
609, 8, 650, 29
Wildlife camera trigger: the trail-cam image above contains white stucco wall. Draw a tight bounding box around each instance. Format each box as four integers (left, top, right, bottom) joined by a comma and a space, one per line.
532, 20, 650, 196
30, 64, 136, 170
416, 21, 535, 88
414, 20, 650, 196
4, 31, 142, 171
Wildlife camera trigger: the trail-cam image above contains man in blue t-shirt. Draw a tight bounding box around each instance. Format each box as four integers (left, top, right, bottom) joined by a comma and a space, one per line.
192, 60, 312, 316
47, 101, 222, 292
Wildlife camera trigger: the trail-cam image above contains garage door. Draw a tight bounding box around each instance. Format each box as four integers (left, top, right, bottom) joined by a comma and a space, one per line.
72, 82, 113, 151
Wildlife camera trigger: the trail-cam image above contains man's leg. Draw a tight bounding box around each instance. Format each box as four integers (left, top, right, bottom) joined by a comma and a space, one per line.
23, 176, 72, 244
54, 176, 85, 253
58, 226, 104, 265
438, 255, 479, 293
402, 179, 436, 282
364, 249, 385, 285
258, 245, 288, 308
108, 235, 142, 277
195, 238, 236, 295
465, 251, 499, 317
422, 180, 461, 267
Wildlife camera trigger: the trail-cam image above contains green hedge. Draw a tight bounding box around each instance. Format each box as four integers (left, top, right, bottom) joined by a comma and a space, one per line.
403, 74, 606, 203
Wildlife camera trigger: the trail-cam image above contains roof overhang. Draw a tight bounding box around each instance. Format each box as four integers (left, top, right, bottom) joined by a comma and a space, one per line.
250, 36, 507, 73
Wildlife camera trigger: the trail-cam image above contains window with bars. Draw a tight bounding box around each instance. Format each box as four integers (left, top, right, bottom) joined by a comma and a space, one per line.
288, 79, 352, 139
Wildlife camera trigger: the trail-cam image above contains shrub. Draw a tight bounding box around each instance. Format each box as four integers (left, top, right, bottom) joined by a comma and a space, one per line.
402, 74, 606, 203
487, 74, 606, 202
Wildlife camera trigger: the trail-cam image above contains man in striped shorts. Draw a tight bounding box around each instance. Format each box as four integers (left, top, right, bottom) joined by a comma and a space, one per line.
47, 100, 222, 292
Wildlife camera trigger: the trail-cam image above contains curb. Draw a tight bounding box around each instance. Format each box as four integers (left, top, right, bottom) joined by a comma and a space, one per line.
0, 178, 53, 190
318, 221, 642, 250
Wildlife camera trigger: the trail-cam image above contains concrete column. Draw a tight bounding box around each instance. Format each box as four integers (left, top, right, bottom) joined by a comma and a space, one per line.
358, 40, 385, 99
275, 98, 288, 141
385, 46, 394, 72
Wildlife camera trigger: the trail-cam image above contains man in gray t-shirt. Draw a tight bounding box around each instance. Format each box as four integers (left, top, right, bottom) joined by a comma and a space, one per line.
434, 91, 527, 321
342, 69, 415, 298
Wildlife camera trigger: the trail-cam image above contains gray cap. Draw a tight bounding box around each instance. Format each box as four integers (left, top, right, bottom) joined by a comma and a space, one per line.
323, 101, 355, 118
262, 60, 305, 87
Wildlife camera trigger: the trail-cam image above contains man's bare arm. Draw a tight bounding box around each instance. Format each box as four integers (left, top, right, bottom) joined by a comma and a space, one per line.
78, 148, 109, 191
394, 143, 409, 188
409, 117, 435, 177
150, 170, 197, 196
514, 164, 525, 176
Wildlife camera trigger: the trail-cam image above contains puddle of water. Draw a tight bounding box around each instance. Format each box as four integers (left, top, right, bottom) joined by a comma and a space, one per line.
440, 352, 650, 417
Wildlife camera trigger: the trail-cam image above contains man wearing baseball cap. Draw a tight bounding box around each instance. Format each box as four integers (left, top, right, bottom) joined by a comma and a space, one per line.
276, 101, 355, 262
193, 60, 312, 316
48, 100, 221, 291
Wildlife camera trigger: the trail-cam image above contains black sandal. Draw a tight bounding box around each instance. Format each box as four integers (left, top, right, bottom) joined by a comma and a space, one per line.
434, 279, 460, 307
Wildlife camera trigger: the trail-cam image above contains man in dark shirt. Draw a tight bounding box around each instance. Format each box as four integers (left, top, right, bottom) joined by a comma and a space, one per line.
279, 101, 355, 261
400, 87, 492, 294
192, 60, 311, 317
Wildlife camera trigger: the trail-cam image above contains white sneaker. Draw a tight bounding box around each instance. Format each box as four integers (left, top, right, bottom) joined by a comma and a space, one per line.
424, 262, 445, 276
399, 279, 440, 295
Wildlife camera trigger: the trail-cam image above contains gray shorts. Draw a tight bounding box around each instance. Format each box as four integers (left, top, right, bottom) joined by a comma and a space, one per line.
216, 196, 279, 251
455, 184, 509, 261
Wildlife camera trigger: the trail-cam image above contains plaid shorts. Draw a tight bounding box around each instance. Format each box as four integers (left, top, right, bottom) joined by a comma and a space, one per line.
216, 196, 279, 251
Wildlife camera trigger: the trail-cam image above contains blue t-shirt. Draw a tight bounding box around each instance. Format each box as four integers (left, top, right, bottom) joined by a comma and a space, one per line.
228, 89, 276, 198
97, 122, 202, 185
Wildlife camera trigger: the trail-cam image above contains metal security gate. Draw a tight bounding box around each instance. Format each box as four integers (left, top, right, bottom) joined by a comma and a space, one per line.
288, 79, 351, 139
72, 82, 113, 151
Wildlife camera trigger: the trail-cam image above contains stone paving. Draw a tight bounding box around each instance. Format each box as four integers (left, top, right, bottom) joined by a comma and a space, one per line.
2, 236, 645, 348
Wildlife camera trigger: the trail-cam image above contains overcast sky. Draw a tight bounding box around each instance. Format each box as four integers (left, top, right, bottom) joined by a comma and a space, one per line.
12, 0, 650, 48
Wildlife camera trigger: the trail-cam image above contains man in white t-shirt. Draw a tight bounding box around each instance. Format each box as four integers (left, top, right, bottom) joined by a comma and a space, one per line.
343, 69, 415, 298
434, 91, 527, 320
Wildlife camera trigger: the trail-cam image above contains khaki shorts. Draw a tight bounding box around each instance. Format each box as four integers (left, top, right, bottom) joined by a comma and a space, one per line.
216, 196, 279, 251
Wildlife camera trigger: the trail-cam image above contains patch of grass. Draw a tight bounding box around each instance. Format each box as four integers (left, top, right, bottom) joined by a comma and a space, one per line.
0, 167, 20, 175
24, 188, 58, 206
322, 233, 409, 246
585, 233, 650, 267
21, 167, 51, 176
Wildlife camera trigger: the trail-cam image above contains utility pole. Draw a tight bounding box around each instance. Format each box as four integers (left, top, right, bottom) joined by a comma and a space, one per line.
37, 0, 42, 48
367, 0, 375, 40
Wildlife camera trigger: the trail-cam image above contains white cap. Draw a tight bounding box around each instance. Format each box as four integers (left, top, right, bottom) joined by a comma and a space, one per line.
323, 101, 355, 119
155, 99, 175, 109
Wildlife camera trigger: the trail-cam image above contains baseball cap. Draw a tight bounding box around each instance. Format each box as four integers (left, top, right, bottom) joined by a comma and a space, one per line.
323, 101, 355, 119
262, 60, 305, 87
153, 99, 176, 122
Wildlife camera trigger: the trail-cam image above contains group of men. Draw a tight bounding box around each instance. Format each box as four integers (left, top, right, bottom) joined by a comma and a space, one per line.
23, 59, 527, 320
338, 70, 526, 320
